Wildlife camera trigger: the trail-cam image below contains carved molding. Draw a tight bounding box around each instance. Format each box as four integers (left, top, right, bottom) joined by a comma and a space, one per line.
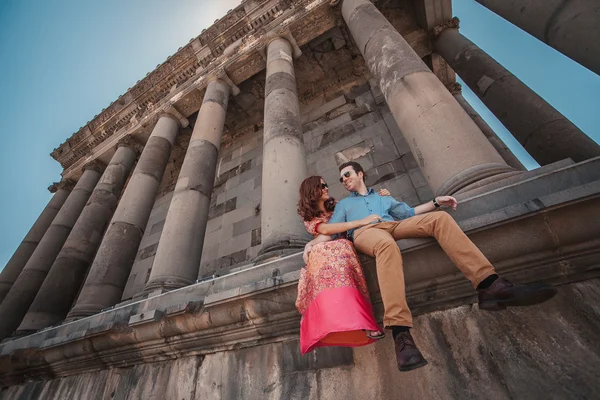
263, 27, 303, 59
446, 81, 462, 95
209, 68, 241, 96
432, 16, 460, 39
49, 179, 76, 193
53, 0, 339, 178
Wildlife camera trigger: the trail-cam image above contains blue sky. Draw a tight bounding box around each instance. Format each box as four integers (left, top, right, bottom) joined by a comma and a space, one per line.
0, 0, 598, 270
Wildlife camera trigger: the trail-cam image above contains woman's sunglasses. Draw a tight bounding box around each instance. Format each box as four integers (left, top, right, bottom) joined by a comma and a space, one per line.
320, 183, 328, 189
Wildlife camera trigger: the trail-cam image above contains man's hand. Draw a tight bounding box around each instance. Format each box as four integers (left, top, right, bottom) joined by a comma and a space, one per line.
378, 188, 391, 196
359, 214, 382, 226
436, 196, 458, 211
303, 243, 314, 264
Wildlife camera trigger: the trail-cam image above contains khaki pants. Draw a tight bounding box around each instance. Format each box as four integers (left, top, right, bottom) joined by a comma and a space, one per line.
353, 212, 495, 328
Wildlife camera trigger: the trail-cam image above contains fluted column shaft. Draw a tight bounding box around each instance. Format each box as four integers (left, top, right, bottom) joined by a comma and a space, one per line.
475, 0, 600, 76
67, 116, 180, 319
143, 80, 230, 293
259, 37, 309, 257
341, 0, 513, 195
450, 84, 525, 170
435, 27, 600, 166
0, 166, 102, 339
0, 182, 73, 304
17, 143, 138, 332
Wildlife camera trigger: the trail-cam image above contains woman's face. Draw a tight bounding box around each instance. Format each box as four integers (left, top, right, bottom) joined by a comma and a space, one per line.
319, 179, 329, 201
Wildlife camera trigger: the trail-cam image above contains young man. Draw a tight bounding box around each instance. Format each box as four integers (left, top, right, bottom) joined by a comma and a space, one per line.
308, 161, 557, 372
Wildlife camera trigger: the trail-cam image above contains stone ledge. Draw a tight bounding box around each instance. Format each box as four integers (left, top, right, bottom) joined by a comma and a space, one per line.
1, 160, 599, 384
0, 174, 599, 385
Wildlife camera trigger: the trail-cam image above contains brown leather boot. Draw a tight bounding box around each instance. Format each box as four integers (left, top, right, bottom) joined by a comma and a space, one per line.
478, 277, 557, 311
394, 331, 428, 372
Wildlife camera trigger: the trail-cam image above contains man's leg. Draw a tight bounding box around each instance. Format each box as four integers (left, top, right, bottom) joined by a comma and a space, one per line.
387, 212, 495, 288
387, 212, 557, 310
353, 224, 413, 328
353, 224, 428, 372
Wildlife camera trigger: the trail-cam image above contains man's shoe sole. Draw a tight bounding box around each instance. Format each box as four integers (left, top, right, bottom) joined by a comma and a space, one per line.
398, 359, 428, 372
479, 285, 558, 311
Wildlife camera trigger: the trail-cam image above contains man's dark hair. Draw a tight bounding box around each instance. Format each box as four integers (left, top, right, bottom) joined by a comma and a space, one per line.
338, 161, 367, 182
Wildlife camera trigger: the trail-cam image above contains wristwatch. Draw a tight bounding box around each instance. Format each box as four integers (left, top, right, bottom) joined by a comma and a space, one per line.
432, 198, 440, 208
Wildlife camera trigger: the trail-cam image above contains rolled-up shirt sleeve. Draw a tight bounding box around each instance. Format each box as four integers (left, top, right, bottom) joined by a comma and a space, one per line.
388, 198, 415, 221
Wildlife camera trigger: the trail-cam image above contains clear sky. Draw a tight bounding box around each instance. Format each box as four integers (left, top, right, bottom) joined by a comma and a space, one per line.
0, 0, 598, 270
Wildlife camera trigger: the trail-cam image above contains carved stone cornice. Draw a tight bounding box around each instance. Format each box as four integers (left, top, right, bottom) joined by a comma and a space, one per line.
432, 16, 460, 39
82, 159, 106, 174
52, 0, 337, 180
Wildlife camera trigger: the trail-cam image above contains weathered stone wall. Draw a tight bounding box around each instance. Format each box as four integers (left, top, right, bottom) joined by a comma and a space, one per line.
4, 279, 599, 400
123, 72, 440, 299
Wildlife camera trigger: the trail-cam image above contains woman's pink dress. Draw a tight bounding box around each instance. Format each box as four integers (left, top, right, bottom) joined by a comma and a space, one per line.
296, 212, 381, 354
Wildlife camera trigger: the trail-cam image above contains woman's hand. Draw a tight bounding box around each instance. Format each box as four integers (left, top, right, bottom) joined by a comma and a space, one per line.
379, 188, 391, 196
303, 243, 314, 264
359, 214, 382, 226
435, 196, 458, 211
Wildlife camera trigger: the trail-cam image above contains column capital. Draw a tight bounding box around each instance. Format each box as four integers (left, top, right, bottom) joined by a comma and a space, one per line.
117, 134, 144, 155
446, 81, 462, 95
82, 159, 106, 174
261, 28, 302, 59
160, 104, 189, 128
432, 17, 460, 39
48, 179, 76, 193
208, 68, 240, 96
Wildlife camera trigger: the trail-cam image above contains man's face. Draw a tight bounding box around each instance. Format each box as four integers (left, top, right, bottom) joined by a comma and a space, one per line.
339, 166, 362, 192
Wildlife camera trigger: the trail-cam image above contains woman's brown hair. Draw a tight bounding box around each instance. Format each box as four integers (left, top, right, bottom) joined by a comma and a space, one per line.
298, 176, 336, 221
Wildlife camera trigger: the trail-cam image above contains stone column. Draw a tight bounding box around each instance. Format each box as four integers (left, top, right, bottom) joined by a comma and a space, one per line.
341, 0, 514, 195
0, 163, 103, 340
475, 0, 600, 76
17, 141, 138, 333
435, 23, 600, 166
67, 115, 182, 319
258, 36, 310, 257
448, 82, 524, 171
143, 79, 230, 294
0, 180, 74, 305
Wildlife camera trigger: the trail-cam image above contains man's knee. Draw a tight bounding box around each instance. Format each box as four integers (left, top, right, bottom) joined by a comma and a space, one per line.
433, 211, 457, 225
373, 236, 399, 256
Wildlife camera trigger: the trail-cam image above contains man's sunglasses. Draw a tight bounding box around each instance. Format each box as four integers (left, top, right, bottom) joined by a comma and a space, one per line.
320, 183, 328, 189
339, 171, 353, 183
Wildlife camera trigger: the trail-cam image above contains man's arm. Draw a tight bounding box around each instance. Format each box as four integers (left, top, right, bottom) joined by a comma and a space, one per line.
414, 196, 458, 215
317, 215, 382, 235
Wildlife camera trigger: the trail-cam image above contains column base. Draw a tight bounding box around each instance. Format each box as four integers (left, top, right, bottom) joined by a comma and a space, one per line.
141, 276, 195, 297
435, 163, 516, 196
254, 234, 309, 264
66, 303, 108, 321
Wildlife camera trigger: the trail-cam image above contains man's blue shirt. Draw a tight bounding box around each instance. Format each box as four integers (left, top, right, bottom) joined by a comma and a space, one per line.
329, 188, 415, 239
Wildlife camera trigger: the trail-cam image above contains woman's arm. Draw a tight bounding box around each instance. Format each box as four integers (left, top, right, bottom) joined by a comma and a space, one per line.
316, 214, 382, 235
303, 234, 332, 263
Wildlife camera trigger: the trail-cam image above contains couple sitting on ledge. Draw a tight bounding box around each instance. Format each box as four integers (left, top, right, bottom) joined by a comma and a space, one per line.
295, 161, 557, 372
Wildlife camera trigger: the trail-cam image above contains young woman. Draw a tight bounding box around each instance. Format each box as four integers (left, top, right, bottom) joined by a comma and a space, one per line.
296, 175, 387, 354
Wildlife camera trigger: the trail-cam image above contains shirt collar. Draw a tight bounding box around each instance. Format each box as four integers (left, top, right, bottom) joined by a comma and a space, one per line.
350, 188, 375, 197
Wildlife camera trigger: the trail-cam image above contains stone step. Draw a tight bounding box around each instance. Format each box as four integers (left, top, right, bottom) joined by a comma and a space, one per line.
452, 157, 600, 222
